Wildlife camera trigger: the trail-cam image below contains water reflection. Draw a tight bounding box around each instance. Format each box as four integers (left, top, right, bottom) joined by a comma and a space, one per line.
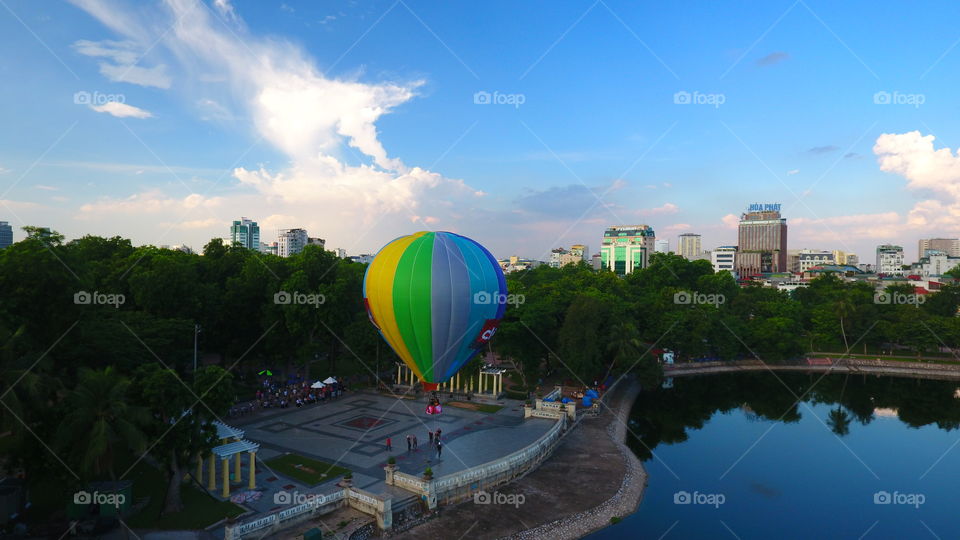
627, 372, 960, 461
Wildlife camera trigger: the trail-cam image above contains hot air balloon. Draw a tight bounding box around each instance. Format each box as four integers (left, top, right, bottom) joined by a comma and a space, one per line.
363, 231, 507, 391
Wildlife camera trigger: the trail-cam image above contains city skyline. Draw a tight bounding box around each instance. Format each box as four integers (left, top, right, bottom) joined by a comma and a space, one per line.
4, 2, 960, 262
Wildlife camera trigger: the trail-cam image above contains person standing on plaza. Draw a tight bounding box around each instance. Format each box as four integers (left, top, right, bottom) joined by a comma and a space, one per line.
436, 439, 443, 458
406, 434, 412, 451
428, 430, 433, 444
386, 436, 392, 452
413, 435, 418, 449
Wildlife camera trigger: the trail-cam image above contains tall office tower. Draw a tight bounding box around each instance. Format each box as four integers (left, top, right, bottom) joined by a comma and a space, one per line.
230, 217, 260, 250
600, 225, 656, 276
735, 204, 787, 276
0, 221, 12, 249
678, 233, 702, 259
277, 228, 309, 257
918, 238, 960, 258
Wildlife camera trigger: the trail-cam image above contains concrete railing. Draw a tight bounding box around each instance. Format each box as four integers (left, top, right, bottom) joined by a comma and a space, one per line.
225, 485, 392, 539
387, 415, 567, 508
664, 357, 960, 380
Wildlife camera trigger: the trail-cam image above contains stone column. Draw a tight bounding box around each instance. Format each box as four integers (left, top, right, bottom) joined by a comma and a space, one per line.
234, 452, 241, 481
208, 454, 216, 490
378, 497, 393, 529
385, 463, 397, 485
456, 373, 461, 392
479, 373, 484, 394
222, 458, 230, 497
196, 457, 203, 485
248, 451, 257, 489
396, 364, 401, 385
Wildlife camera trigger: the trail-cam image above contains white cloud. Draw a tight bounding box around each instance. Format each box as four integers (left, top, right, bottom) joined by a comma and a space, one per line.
73, 39, 171, 88
872, 131, 960, 235
78, 191, 221, 217
213, 0, 238, 22
90, 101, 153, 118
721, 213, 739, 229
67, 0, 483, 252
34, 185, 59, 191
661, 223, 691, 234
874, 131, 960, 199
787, 169, 799, 175
639, 203, 679, 216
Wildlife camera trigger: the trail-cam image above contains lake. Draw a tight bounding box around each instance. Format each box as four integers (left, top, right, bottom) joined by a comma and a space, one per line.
587, 372, 960, 539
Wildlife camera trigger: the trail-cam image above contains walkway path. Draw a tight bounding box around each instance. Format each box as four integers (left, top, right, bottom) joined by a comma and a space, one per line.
664, 358, 960, 380
216, 391, 552, 531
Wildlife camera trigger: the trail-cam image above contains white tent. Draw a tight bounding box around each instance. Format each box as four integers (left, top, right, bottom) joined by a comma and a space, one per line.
323, 376, 337, 384
310, 381, 325, 389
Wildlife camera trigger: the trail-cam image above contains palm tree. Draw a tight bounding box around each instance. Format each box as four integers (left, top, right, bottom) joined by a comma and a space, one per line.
827, 408, 852, 436
606, 321, 642, 371
57, 367, 149, 480
828, 373, 852, 437
835, 296, 854, 353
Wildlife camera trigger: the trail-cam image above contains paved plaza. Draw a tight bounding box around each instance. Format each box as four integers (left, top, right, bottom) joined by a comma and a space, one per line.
219, 390, 555, 523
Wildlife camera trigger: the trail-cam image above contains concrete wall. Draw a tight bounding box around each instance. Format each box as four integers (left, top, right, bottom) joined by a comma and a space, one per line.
387, 415, 567, 509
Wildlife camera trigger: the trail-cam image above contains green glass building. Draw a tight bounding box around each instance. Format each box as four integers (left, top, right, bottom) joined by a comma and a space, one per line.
600, 225, 656, 276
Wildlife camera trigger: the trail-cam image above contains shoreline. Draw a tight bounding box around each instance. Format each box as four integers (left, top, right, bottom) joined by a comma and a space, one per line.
664, 358, 960, 381
510, 381, 646, 540
388, 379, 648, 540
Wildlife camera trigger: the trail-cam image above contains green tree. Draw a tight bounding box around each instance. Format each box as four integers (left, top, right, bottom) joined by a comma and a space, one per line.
57, 367, 148, 480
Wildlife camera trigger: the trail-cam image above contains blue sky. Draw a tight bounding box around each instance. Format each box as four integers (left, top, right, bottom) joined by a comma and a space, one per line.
2, 0, 960, 261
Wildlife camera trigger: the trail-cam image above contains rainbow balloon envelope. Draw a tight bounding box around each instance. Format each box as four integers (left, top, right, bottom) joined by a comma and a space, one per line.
363, 231, 507, 391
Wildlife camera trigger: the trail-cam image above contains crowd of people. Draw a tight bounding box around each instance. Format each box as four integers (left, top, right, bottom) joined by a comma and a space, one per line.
228, 375, 346, 416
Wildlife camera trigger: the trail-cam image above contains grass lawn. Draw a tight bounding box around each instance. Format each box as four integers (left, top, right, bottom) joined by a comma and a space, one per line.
447, 401, 504, 413
125, 460, 244, 529
265, 453, 350, 486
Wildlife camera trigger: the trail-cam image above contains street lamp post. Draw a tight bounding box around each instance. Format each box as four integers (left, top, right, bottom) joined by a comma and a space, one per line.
193, 323, 201, 377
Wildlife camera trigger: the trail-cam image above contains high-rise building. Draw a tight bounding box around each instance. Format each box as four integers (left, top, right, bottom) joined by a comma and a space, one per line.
846, 254, 859, 266
0, 221, 12, 249
735, 204, 787, 275
308, 237, 325, 249
230, 217, 260, 250
655, 239, 670, 253
876, 244, 905, 275
711, 246, 737, 274
919, 238, 960, 258
600, 225, 656, 276
277, 228, 309, 257
678, 233, 702, 259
